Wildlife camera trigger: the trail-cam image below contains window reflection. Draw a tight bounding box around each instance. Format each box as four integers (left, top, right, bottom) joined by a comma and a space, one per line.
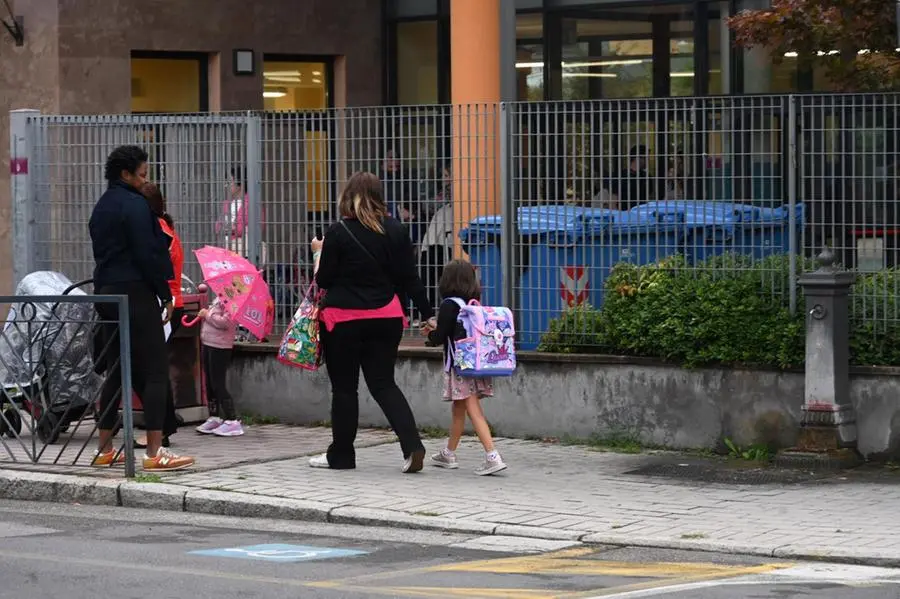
397, 20, 438, 104
516, 13, 544, 101
262, 61, 328, 110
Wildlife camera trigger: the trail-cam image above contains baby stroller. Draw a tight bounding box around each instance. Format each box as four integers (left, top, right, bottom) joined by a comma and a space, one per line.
0, 272, 102, 444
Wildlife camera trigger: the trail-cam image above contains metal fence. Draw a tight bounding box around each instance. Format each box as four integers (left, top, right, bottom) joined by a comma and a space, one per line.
0, 294, 135, 475
9, 94, 900, 350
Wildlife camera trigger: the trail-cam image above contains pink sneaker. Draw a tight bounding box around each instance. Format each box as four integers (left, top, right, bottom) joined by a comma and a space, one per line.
212, 420, 244, 437
195, 417, 223, 434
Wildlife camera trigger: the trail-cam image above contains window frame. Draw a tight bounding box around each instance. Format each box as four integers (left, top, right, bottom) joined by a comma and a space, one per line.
130, 50, 209, 113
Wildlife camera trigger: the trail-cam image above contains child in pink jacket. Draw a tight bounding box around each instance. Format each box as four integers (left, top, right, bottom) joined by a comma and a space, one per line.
195, 299, 242, 437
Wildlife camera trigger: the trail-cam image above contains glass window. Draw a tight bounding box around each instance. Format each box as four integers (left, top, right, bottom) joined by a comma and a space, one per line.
517, 44, 544, 100
396, 20, 438, 104
709, 7, 726, 94
670, 38, 695, 97
559, 4, 705, 101
560, 17, 655, 100
516, 13, 544, 101
262, 61, 328, 110
131, 57, 203, 113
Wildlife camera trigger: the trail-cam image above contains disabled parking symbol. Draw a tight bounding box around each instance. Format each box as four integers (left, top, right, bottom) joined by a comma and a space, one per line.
189, 543, 368, 563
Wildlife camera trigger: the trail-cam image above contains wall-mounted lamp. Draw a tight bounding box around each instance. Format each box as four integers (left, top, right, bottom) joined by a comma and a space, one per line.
233, 49, 255, 76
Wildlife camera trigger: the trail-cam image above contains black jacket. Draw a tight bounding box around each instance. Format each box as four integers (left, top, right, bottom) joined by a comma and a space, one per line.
425, 298, 468, 354
315, 217, 433, 319
89, 180, 174, 304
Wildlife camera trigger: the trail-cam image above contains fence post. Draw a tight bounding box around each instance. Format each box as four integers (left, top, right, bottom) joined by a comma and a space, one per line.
787, 95, 798, 316
245, 112, 263, 268
10, 109, 39, 287
499, 102, 516, 313
117, 295, 135, 478
778, 247, 859, 469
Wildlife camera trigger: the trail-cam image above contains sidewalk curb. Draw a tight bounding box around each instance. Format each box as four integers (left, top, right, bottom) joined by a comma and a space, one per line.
2, 469, 898, 567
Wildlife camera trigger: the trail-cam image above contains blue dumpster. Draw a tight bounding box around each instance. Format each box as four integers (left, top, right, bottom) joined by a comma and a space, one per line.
630, 201, 804, 265
461, 206, 688, 351
460, 205, 611, 311
518, 211, 685, 350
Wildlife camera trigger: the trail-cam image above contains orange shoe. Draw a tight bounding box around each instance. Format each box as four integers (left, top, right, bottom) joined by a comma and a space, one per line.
91, 449, 127, 468
142, 447, 194, 472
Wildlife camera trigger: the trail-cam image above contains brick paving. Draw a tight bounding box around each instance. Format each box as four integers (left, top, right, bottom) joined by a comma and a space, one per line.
165, 433, 900, 560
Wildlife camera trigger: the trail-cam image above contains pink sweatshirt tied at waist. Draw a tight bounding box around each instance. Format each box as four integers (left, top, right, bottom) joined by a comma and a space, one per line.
200, 301, 237, 349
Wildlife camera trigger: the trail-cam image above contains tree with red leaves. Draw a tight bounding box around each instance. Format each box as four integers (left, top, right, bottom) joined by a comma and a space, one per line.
728, 0, 900, 91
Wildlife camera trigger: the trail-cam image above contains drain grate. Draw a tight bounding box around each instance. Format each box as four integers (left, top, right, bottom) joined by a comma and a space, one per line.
624, 461, 835, 485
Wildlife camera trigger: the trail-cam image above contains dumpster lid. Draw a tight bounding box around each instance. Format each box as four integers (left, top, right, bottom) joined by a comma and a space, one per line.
630, 200, 799, 225
463, 205, 615, 236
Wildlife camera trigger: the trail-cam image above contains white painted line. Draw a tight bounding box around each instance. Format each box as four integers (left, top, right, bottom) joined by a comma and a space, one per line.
584, 563, 900, 599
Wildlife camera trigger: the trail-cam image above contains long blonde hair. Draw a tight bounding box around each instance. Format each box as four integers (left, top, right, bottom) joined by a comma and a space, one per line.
338, 171, 387, 234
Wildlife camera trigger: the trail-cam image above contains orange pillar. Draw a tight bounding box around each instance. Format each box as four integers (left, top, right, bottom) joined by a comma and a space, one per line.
451, 0, 501, 258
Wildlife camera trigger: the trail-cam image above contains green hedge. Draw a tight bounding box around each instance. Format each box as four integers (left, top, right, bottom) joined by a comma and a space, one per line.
538, 254, 900, 368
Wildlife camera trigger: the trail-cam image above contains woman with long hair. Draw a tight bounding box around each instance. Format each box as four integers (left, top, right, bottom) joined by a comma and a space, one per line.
309, 171, 434, 473
135, 182, 182, 449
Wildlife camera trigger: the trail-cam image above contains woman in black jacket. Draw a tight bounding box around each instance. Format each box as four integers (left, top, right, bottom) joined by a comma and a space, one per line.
89, 145, 194, 472
309, 171, 434, 473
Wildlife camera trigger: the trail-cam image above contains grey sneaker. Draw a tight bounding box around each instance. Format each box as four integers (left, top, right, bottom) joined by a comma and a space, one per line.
431, 451, 459, 469
475, 455, 507, 476
402, 449, 425, 474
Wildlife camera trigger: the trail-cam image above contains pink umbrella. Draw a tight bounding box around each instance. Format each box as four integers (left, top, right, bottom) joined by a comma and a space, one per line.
182, 245, 275, 340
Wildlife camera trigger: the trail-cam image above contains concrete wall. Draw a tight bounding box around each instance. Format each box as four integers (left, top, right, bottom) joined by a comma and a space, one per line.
227, 346, 900, 457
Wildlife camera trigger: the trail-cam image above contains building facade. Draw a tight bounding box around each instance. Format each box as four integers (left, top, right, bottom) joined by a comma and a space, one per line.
1, 0, 830, 296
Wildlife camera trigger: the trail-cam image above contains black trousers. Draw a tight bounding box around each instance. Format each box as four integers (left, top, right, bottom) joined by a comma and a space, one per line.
203, 346, 235, 421
95, 283, 169, 432
321, 317, 424, 469
160, 307, 183, 437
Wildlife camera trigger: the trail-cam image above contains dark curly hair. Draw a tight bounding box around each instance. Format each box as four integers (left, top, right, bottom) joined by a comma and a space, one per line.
104, 145, 148, 183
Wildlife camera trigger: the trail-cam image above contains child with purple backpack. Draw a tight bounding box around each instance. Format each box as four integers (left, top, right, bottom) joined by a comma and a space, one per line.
423, 259, 515, 476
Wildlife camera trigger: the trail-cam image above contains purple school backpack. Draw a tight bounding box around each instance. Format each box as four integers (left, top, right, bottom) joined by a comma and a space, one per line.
445, 297, 516, 377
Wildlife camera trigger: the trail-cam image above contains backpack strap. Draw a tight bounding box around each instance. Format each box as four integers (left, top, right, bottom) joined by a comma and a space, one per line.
446, 297, 466, 310
442, 297, 466, 373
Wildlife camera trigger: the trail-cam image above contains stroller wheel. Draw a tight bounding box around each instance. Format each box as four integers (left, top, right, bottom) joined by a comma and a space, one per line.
0, 408, 22, 438
37, 412, 60, 445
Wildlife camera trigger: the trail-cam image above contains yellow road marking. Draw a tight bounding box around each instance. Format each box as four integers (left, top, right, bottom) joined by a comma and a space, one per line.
347, 565, 794, 599
358, 586, 563, 598
306, 547, 598, 589
434, 558, 784, 577
307, 545, 795, 599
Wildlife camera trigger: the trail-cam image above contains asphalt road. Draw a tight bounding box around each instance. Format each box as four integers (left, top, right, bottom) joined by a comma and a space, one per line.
0, 499, 899, 598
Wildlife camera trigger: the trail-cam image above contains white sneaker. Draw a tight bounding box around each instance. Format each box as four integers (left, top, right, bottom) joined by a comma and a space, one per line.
309, 453, 330, 469
212, 420, 244, 437
402, 449, 425, 474
431, 450, 459, 469
475, 454, 507, 476
196, 417, 222, 434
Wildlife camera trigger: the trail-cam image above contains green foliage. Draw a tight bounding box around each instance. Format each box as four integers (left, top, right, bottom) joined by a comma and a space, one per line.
540, 253, 900, 368
850, 269, 900, 366
540, 254, 808, 368
724, 438, 773, 462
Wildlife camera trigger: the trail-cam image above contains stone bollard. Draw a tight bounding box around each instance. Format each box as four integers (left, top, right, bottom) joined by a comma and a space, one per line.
776, 248, 860, 470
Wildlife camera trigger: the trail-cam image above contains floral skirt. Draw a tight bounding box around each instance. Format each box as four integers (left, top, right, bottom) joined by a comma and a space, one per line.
442, 371, 494, 401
